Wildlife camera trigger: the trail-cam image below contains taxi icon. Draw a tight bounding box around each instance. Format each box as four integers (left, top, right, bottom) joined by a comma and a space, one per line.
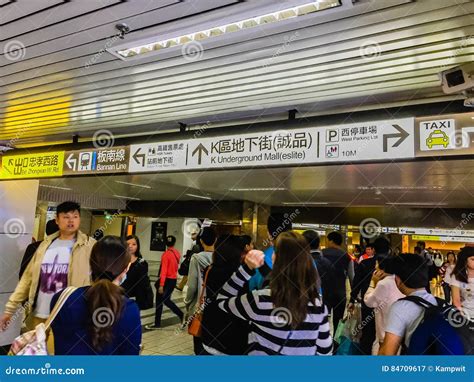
426, 129, 449, 149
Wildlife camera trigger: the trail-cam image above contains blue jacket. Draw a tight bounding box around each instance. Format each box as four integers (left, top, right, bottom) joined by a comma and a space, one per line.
51, 287, 141, 355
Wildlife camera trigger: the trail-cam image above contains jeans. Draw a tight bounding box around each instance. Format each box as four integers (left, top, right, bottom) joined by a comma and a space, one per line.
154, 278, 183, 327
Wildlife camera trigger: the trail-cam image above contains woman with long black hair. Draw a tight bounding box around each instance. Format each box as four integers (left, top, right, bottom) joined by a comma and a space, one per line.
51, 236, 141, 355
122, 235, 154, 310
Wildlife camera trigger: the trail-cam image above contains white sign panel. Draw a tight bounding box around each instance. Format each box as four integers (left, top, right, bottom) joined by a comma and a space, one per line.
419, 119, 456, 151
321, 118, 414, 162
129, 118, 415, 173
399, 227, 474, 237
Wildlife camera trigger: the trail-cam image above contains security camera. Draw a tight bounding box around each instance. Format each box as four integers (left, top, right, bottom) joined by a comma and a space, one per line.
115, 23, 131, 39
440, 63, 474, 94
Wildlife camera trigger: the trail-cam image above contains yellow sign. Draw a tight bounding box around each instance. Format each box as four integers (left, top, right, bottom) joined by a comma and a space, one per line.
0, 152, 64, 179
412, 235, 441, 242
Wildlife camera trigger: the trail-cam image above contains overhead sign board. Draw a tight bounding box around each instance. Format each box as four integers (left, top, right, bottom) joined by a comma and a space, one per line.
399, 227, 474, 237
0, 152, 64, 179
412, 235, 474, 243
63, 147, 129, 175
416, 113, 474, 157
129, 118, 415, 173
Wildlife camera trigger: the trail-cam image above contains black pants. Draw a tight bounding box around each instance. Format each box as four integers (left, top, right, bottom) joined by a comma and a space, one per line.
358, 302, 376, 355
327, 295, 346, 333
443, 283, 451, 303
193, 336, 205, 355
154, 279, 183, 327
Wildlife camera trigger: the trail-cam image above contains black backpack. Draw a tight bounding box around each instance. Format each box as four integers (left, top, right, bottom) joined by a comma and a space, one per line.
402, 296, 466, 355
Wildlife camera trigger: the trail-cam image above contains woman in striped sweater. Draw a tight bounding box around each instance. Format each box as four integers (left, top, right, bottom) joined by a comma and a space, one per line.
217, 231, 332, 355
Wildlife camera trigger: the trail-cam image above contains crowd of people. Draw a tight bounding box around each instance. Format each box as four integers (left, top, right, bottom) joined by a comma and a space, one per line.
0, 201, 473, 356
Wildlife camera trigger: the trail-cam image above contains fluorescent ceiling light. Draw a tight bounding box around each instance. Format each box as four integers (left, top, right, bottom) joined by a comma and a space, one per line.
282, 202, 329, 205
112, 1, 341, 59
113, 195, 141, 201
386, 202, 448, 206
229, 187, 287, 191
186, 193, 212, 200
40, 184, 72, 191
115, 180, 152, 189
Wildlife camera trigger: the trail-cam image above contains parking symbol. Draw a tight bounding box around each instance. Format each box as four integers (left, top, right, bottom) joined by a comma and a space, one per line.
326, 129, 339, 143
325, 145, 339, 158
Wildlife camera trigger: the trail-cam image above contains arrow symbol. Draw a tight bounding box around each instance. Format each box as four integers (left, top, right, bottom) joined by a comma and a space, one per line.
66, 153, 77, 171
192, 143, 209, 165
133, 148, 145, 167
383, 124, 409, 152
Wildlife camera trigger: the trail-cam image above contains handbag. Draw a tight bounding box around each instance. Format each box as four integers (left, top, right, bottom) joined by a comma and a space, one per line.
8, 286, 77, 356
188, 267, 211, 337
178, 250, 193, 276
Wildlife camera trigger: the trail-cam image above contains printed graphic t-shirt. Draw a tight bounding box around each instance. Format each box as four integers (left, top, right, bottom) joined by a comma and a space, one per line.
33, 239, 75, 318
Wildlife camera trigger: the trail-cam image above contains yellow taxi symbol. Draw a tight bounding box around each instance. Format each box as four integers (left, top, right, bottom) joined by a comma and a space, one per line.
426, 129, 449, 149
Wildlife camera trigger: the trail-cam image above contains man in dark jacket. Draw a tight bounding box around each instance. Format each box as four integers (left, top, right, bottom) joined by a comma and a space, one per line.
349, 243, 377, 355
303, 230, 334, 306
322, 231, 352, 331
19, 219, 59, 279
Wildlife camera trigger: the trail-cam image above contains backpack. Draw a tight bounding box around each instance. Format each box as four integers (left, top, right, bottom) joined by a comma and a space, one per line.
178, 250, 194, 276
402, 295, 465, 355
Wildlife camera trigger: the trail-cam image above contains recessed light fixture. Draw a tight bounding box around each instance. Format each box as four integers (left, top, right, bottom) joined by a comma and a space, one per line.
109, 1, 341, 60
39, 184, 72, 191
282, 202, 329, 205
115, 180, 152, 189
229, 187, 287, 191
113, 195, 141, 201
186, 193, 212, 200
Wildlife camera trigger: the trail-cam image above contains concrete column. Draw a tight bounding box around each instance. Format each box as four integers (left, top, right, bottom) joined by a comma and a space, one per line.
0, 180, 39, 347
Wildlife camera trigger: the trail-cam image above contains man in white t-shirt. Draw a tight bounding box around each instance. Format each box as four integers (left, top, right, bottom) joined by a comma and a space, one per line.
0, 201, 96, 334
379, 254, 436, 355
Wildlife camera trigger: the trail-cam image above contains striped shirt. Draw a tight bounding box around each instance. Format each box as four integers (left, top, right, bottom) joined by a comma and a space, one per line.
217, 264, 333, 355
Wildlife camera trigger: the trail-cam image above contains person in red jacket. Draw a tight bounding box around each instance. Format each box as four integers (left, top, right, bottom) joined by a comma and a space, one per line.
146, 235, 184, 329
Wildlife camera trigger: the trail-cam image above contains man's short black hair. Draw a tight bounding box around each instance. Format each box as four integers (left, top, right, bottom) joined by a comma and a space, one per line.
365, 243, 375, 250
378, 255, 395, 274
417, 241, 426, 249
373, 236, 390, 254
327, 231, 343, 246
267, 213, 292, 240
392, 253, 429, 289
166, 235, 177, 247
56, 201, 81, 215
302, 230, 320, 250
200, 227, 216, 247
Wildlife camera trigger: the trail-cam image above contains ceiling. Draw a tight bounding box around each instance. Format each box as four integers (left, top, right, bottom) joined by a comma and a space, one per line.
1, 0, 473, 148
38, 158, 474, 208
